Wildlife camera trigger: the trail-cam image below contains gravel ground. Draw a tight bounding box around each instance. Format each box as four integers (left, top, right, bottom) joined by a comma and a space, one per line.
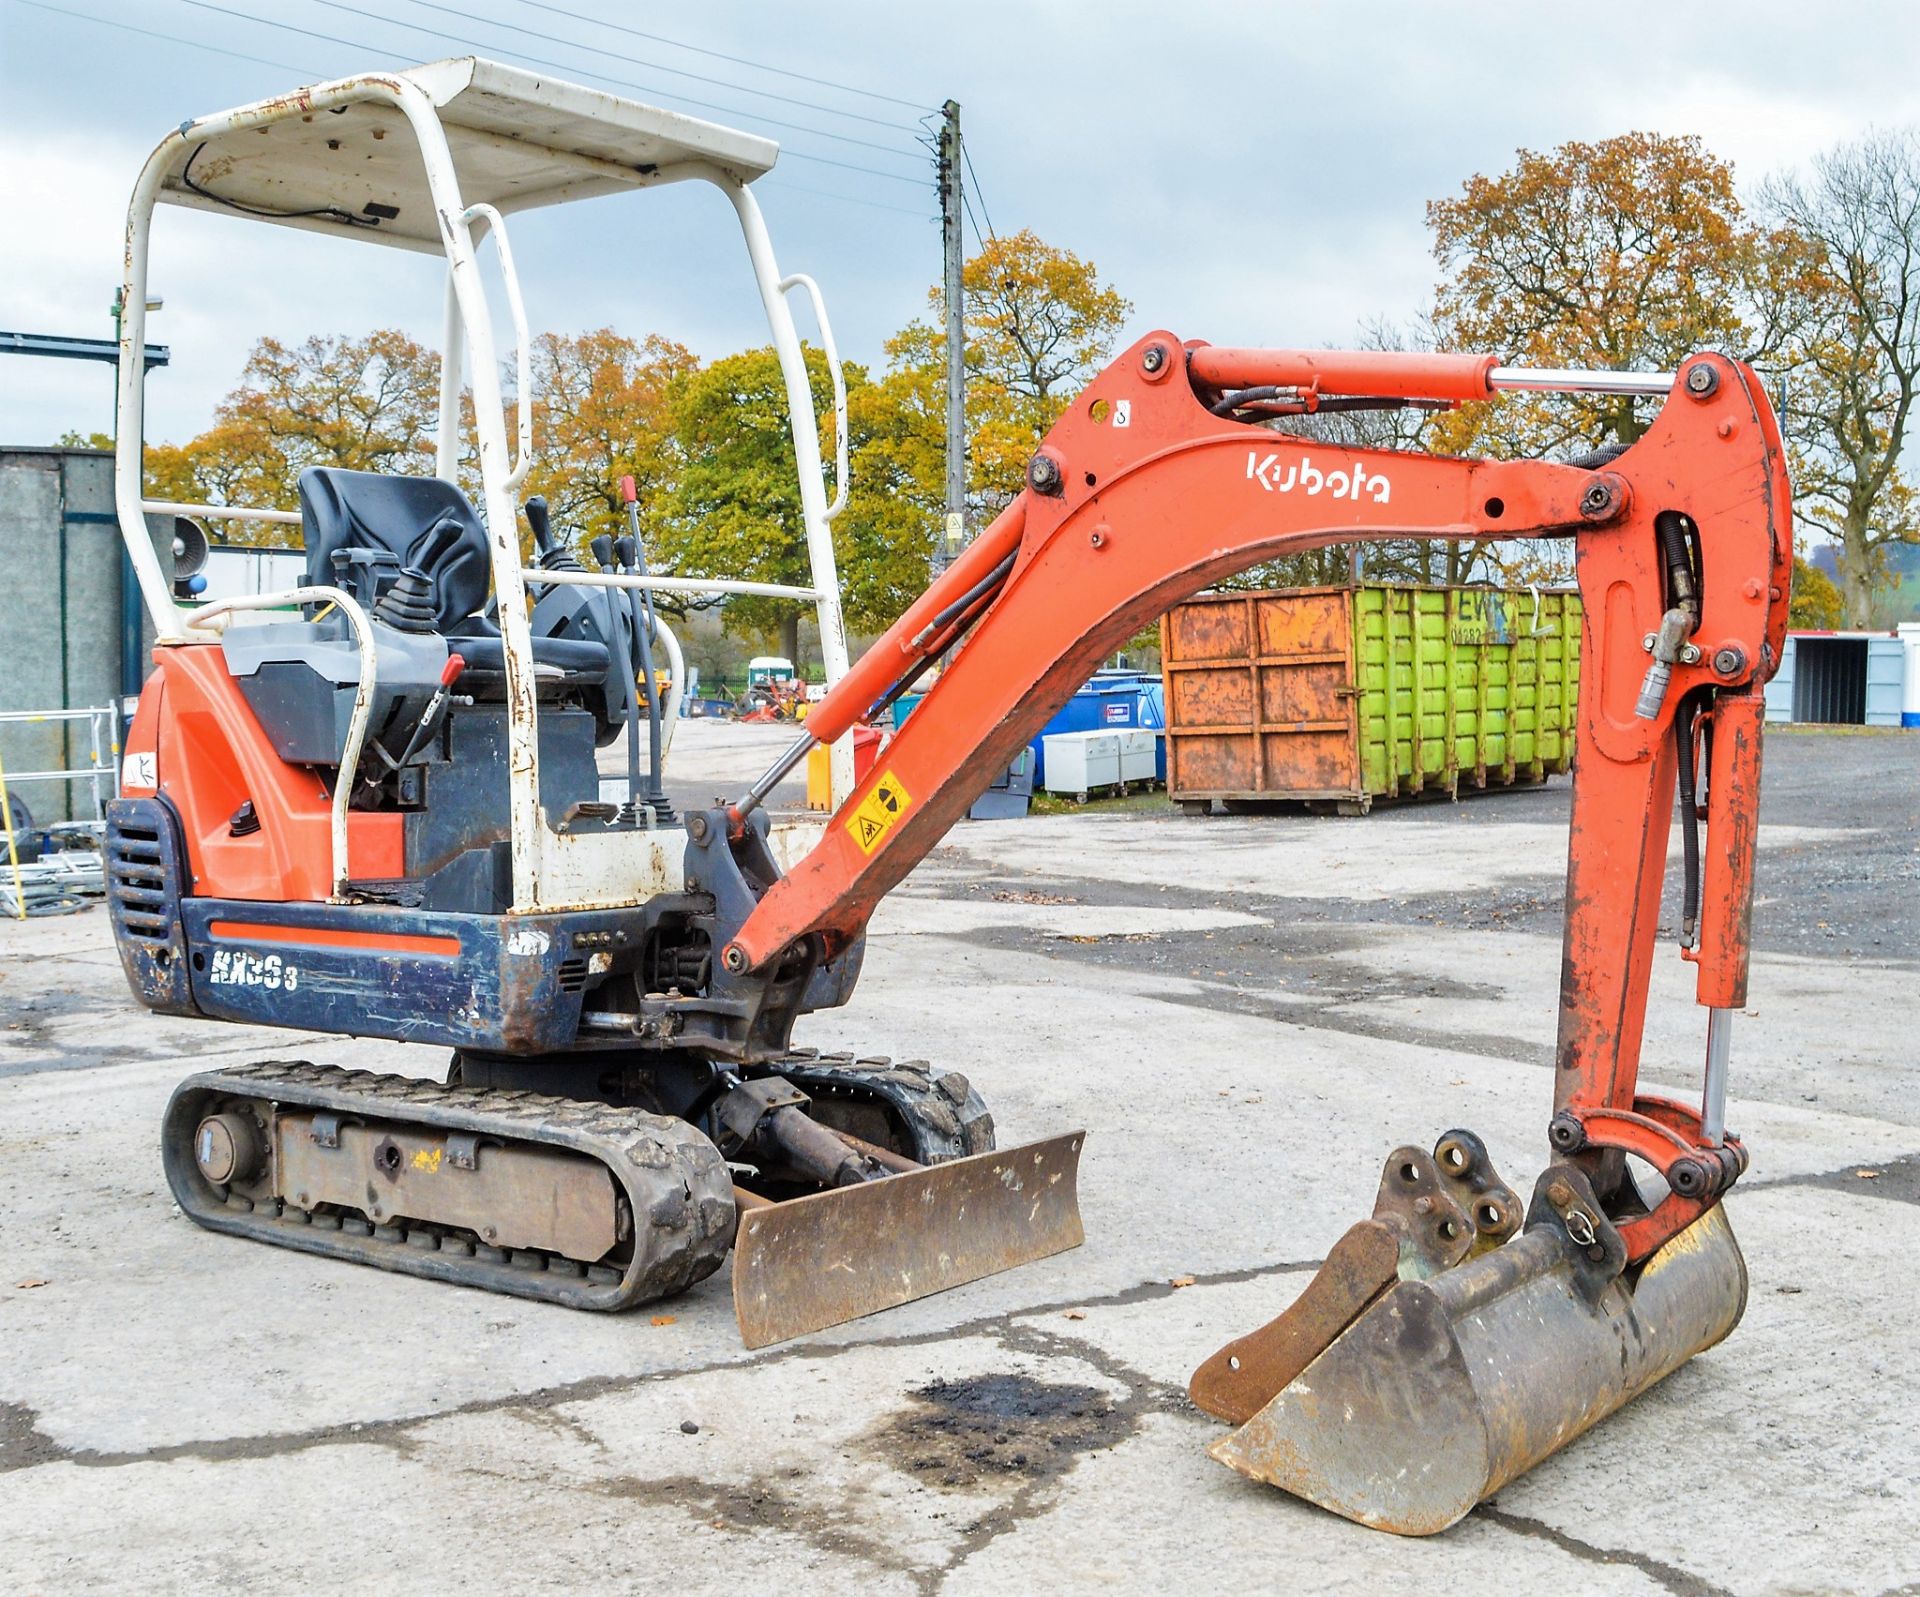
949, 726, 1920, 960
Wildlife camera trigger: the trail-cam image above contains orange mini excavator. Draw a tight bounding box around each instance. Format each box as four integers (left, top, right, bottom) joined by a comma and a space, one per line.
106, 64, 1787, 1538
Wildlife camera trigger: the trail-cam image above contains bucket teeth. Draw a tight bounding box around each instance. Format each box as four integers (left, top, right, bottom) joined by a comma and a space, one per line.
1200, 1156, 1749, 1536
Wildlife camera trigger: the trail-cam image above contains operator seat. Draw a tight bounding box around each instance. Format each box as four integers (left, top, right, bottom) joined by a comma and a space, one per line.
295, 467, 609, 687
298, 467, 491, 628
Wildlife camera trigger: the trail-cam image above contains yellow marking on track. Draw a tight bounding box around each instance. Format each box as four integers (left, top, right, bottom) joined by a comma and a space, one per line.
412, 1148, 444, 1173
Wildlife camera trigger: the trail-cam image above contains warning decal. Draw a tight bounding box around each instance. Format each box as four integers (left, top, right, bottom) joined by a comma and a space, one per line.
845, 768, 913, 855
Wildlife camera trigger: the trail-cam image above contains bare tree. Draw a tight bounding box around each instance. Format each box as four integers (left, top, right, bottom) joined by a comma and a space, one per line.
1764, 130, 1920, 626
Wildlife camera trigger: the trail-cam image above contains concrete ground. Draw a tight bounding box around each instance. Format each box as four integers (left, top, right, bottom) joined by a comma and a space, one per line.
1, 722, 1915, 1596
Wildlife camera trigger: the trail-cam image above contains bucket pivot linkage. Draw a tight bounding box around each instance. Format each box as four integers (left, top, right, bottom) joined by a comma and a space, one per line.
1190, 1129, 1748, 1535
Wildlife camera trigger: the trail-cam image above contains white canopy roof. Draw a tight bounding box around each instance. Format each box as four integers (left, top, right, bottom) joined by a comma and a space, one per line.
154, 57, 779, 251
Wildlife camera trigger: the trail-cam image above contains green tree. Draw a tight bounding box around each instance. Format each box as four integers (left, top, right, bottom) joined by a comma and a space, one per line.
654, 346, 931, 662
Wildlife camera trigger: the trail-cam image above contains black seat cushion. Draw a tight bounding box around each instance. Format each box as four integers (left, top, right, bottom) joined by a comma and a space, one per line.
446, 615, 609, 683
298, 467, 492, 630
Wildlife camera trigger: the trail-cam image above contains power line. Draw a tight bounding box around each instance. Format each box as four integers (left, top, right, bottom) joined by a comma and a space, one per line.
10, 0, 934, 221
405, 0, 921, 132
172, 0, 931, 186
962, 143, 997, 240
391, 0, 929, 160
961, 189, 987, 251
504, 0, 932, 115
12, 0, 311, 76
761, 179, 934, 220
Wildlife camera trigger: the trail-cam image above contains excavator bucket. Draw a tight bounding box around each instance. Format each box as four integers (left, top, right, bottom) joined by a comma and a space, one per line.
731, 1131, 1085, 1349
1195, 1136, 1749, 1535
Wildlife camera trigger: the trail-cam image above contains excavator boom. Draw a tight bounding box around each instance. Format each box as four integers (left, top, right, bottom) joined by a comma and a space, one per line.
713, 334, 1790, 1530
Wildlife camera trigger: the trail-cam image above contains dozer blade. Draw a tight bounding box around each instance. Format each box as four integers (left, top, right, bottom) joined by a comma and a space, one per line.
1207, 1163, 1748, 1536
731, 1130, 1085, 1349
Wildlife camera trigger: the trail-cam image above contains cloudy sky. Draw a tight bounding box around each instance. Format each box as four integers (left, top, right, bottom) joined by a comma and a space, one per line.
3, 0, 1918, 447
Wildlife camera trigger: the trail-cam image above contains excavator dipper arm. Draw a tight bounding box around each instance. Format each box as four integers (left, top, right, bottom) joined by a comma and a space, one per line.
729, 334, 1790, 1268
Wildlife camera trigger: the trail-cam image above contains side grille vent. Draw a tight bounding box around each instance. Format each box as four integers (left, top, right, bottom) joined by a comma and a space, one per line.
107, 818, 172, 943
557, 957, 588, 994
104, 798, 196, 1014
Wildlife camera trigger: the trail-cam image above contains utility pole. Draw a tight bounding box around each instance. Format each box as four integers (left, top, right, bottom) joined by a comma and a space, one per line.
937, 99, 965, 575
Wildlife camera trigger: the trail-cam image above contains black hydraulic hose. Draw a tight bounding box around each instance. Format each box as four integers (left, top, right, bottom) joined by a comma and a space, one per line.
1207, 389, 1451, 419
1676, 695, 1703, 946
874, 560, 1011, 721
913, 550, 1017, 647
1209, 385, 1284, 417
734, 551, 1016, 826
1656, 510, 1700, 613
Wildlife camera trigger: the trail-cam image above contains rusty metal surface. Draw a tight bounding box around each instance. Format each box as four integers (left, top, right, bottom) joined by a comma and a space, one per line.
731, 1131, 1085, 1350
1208, 1198, 1747, 1535
1189, 1140, 1486, 1425
1162, 588, 1358, 801
277, 1112, 619, 1262
1373, 1144, 1478, 1277
1188, 1219, 1398, 1425
1431, 1128, 1522, 1256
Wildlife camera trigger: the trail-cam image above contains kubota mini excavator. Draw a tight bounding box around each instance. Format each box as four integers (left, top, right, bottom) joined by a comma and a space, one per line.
106, 61, 1787, 1537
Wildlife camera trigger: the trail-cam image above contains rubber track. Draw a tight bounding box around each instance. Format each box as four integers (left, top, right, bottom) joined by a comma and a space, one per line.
162, 1061, 735, 1311
772, 1049, 995, 1163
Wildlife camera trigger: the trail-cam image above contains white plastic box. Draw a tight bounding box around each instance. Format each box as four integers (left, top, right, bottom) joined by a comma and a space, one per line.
1116, 728, 1160, 783
1041, 730, 1122, 799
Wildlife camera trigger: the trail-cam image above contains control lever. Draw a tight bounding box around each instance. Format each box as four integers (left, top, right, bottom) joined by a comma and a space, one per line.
591, 535, 645, 817
619, 476, 674, 825
526, 495, 583, 577
526, 494, 556, 557
395, 652, 467, 767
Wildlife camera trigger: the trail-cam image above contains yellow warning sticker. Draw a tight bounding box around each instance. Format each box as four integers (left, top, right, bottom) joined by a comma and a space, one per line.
845, 768, 913, 855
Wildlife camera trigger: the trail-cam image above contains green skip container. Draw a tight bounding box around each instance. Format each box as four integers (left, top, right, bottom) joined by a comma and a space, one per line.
1161, 583, 1582, 814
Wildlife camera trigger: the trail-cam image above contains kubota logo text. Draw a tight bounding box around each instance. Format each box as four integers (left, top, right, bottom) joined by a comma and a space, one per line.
1247, 451, 1391, 504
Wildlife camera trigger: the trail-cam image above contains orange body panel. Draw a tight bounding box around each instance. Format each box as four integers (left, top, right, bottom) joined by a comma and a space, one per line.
123, 643, 404, 901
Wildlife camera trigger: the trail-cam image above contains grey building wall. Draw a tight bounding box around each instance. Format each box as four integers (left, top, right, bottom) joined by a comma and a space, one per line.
0, 446, 173, 821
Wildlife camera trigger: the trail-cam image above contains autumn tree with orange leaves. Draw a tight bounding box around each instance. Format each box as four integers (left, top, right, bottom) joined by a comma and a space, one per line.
1426, 132, 1801, 458
145, 330, 442, 540
879, 229, 1132, 531
514, 329, 698, 558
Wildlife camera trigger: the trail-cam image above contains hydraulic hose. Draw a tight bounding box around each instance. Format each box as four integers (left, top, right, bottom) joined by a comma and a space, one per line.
1675, 695, 1703, 946
732, 551, 1017, 827
912, 550, 1018, 649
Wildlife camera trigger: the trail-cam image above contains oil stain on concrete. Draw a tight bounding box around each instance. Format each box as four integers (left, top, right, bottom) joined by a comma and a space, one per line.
865, 1373, 1134, 1491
